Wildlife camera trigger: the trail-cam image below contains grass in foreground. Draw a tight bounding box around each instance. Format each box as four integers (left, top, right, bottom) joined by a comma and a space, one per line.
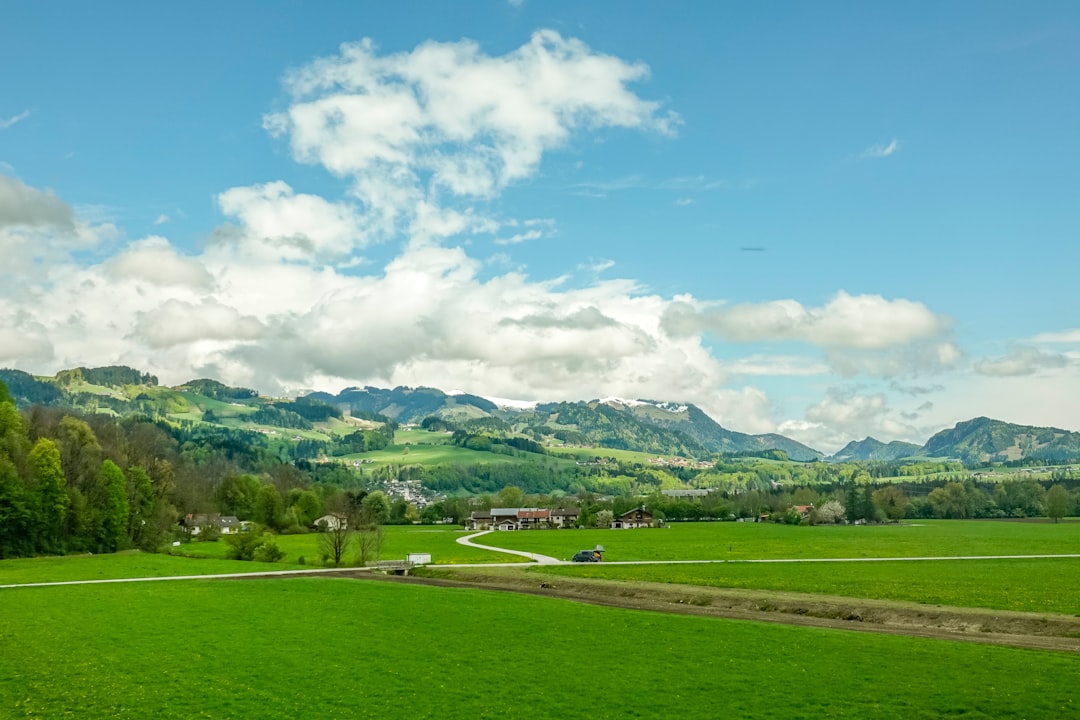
0, 551, 304, 586
481, 519, 1080, 561
1, 578, 1077, 719
532, 557, 1080, 615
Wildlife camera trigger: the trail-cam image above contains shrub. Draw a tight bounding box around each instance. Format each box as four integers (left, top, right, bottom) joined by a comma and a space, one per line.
254, 540, 285, 563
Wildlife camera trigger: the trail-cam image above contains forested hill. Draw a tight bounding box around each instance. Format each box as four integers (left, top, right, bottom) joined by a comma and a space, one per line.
581, 399, 823, 461
829, 437, 925, 462
306, 385, 497, 422
4, 365, 1080, 465
923, 417, 1080, 465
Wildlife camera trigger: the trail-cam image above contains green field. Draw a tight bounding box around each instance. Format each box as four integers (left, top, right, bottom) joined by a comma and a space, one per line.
0, 550, 304, 586
532, 558, 1080, 615
339, 441, 572, 467
2, 578, 1077, 719
170, 525, 525, 565
480, 520, 1080, 562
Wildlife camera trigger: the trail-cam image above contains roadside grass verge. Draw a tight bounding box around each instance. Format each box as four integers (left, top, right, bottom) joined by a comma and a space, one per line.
531, 557, 1080, 615
481, 519, 1080, 561
1, 578, 1077, 719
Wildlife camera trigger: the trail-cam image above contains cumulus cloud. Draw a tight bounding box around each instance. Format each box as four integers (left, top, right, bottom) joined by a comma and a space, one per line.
975, 346, 1070, 377
779, 387, 922, 452
215, 181, 369, 262
104, 237, 214, 288
662, 291, 949, 350
132, 299, 265, 349
264, 30, 678, 238
0, 174, 74, 228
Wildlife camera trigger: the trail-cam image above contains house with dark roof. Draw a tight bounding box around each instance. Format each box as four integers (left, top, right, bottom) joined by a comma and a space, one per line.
611, 506, 654, 529
180, 513, 243, 536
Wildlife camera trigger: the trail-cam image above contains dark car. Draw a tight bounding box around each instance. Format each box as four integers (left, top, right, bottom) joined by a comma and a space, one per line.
571, 550, 601, 562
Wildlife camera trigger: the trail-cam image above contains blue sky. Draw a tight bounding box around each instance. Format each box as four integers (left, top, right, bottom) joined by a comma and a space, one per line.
1, 1, 1078, 451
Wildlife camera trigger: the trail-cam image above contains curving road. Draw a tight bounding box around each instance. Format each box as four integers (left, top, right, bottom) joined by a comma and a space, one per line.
456, 530, 562, 564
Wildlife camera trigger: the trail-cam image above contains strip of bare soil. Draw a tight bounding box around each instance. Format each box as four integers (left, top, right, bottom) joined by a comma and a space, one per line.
353, 566, 1080, 653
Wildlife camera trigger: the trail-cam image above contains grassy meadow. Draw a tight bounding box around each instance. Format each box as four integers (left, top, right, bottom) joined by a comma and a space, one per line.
169, 525, 525, 566
0, 550, 304, 586
532, 557, 1080, 615
2, 577, 1077, 719
479, 519, 1080, 562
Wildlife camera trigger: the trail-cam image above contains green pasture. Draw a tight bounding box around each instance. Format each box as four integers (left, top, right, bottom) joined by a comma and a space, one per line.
480, 520, 1080, 562
1, 578, 1076, 719
0, 550, 304, 586
395, 428, 453, 444
547, 444, 661, 464
533, 558, 1080, 615
340, 442, 567, 467
170, 525, 525, 565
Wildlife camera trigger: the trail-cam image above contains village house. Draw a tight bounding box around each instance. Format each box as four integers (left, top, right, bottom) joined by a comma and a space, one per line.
465, 507, 580, 531
180, 513, 242, 536
611, 506, 654, 529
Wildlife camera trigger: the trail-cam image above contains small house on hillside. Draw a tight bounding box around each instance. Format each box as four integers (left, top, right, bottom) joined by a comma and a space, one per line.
180, 513, 242, 536
791, 505, 814, 522
611, 506, 654, 529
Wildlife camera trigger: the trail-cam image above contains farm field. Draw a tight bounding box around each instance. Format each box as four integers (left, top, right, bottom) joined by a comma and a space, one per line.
170, 525, 525, 565
0, 551, 304, 586
338, 442, 558, 466
2, 578, 1077, 719
479, 520, 1080, 562
532, 558, 1080, 615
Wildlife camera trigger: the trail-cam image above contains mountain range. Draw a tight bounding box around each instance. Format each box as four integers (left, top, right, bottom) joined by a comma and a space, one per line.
2, 365, 1079, 466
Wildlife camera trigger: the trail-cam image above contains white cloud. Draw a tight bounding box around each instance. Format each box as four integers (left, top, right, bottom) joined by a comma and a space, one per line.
132, 299, 265, 349
779, 387, 923, 453
674, 197, 694, 206
104, 237, 214, 288
662, 291, 949, 350
215, 181, 368, 262
265, 31, 678, 239
0, 109, 31, 130
974, 346, 1070, 377
154, 214, 170, 225
722, 355, 830, 377
0, 174, 74, 228
860, 138, 899, 159
1032, 328, 1080, 343
826, 341, 962, 378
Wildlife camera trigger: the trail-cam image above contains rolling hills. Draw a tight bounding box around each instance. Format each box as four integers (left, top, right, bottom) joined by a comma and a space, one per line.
3, 365, 1080, 466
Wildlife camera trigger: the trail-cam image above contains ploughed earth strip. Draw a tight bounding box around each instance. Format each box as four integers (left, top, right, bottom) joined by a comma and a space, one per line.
330, 566, 1080, 654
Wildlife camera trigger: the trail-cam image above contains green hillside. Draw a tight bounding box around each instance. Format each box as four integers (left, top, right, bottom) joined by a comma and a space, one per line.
924, 417, 1080, 464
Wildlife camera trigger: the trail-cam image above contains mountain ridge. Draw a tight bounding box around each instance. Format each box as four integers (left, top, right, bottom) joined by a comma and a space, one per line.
3, 365, 1080, 465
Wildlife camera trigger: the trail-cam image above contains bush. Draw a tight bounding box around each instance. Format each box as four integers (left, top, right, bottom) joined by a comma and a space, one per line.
253, 540, 285, 563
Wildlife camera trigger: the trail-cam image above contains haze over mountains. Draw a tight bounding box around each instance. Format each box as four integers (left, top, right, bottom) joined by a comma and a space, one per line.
3, 365, 1080, 466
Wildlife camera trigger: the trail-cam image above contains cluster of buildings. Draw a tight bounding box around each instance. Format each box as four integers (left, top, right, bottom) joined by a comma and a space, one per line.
465, 506, 656, 531
648, 456, 715, 469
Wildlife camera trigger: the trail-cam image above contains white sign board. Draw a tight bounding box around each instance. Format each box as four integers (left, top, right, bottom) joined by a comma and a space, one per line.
406, 553, 431, 565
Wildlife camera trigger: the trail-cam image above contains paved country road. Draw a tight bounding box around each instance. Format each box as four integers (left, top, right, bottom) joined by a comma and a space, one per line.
456, 530, 562, 564
3, 548, 1079, 589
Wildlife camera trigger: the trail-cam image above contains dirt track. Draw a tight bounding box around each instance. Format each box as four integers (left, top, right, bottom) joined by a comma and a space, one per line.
354, 566, 1080, 654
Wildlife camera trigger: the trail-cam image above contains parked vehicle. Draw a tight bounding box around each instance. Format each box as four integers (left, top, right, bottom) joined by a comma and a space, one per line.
572, 550, 601, 562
